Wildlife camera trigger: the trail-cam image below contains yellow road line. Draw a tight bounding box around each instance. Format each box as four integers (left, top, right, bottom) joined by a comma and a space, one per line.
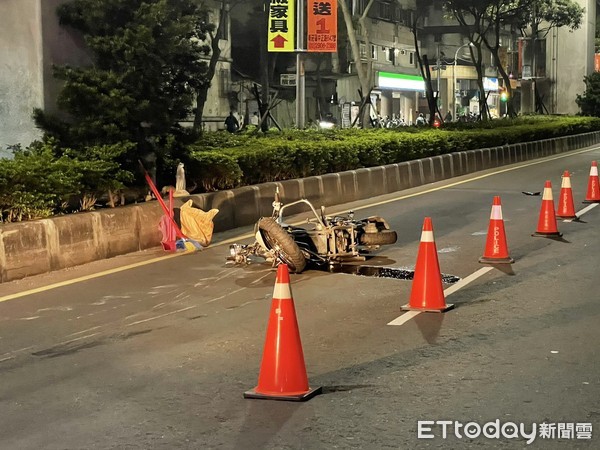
1, 147, 596, 303
0, 253, 184, 303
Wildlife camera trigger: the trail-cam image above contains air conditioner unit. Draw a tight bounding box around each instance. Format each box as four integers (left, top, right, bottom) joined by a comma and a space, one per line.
400, 49, 406, 55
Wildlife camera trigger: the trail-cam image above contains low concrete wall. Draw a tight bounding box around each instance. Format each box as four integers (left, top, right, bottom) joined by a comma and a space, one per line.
1, 131, 599, 283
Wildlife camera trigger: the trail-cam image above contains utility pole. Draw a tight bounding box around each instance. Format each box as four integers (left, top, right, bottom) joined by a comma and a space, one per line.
260, 0, 270, 131
531, 0, 537, 113
436, 42, 441, 111
295, 0, 306, 128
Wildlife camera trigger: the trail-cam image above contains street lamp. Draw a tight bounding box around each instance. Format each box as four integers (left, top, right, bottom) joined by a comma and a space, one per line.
452, 42, 474, 121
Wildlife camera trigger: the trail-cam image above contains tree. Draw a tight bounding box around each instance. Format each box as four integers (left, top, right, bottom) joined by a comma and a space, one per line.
444, 0, 492, 120
490, 0, 582, 116
410, 1, 443, 126
35, 0, 213, 168
513, 0, 583, 113
0, 138, 133, 221
445, 0, 583, 118
576, 72, 600, 117
516, 0, 583, 39
339, 0, 377, 127
194, 1, 245, 131
477, 1, 522, 117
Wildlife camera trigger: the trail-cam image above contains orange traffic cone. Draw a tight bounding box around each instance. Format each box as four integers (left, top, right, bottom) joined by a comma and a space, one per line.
401, 217, 454, 312
556, 170, 577, 219
244, 264, 322, 401
532, 181, 562, 238
479, 196, 514, 264
583, 161, 600, 203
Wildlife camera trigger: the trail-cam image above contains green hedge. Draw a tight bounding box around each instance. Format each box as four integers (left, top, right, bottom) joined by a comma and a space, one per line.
185, 115, 600, 191
2, 115, 599, 222
0, 139, 134, 222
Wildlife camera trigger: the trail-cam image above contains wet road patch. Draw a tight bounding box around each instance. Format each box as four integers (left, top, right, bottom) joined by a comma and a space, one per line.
328, 265, 460, 284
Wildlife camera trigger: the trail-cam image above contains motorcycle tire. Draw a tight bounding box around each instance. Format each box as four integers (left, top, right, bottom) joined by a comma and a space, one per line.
359, 230, 398, 246
258, 217, 307, 273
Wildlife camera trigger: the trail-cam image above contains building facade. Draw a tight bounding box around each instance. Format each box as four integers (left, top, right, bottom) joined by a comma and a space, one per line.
520, 0, 597, 115
0, 0, 596, 152
0, 0, 234, 155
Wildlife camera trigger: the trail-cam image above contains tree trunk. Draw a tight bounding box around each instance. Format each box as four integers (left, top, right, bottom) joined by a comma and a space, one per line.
194, 1, 227, 131
411, 9, 440, 126
469, 43, 489, 121
339, 0, 376, 128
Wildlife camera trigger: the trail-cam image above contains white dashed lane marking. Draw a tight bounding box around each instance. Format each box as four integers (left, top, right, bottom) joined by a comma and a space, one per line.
387, 266, 494, 326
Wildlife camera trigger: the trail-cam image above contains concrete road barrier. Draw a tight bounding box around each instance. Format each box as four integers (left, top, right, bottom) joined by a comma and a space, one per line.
1, 132, 599, 283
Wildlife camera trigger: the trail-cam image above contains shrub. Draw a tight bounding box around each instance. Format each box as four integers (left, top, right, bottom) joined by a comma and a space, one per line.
3, 115, 600, 221
0, 142, 83, 221
0, 139, 136, 221
181, 115, 600, 191
186, 149, 243, 191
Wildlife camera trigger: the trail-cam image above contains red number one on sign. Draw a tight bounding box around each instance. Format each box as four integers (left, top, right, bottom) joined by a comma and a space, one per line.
316, 18, 328, 34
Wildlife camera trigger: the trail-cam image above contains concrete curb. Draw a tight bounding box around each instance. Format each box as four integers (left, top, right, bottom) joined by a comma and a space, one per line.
1, 131, 599, 283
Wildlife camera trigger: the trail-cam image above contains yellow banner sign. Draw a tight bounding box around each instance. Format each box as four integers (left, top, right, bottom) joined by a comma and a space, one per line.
268, 0, 295, 52
307, 0, 337, 52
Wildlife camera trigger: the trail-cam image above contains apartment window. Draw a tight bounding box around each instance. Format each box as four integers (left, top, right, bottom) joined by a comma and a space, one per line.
371, 44, 377, 60
379, 1, 391, 20
353, 0, 368, 15
384, 47, 395, 64
409, 52, 414, 66
359, 43, 367, 59
368, 1, 397, 22
397, 8, 413, 26
219, 68, 231, 96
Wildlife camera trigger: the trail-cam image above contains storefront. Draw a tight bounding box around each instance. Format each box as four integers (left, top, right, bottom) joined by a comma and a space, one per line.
376, 71, 425, 125
483, 77, 500, 118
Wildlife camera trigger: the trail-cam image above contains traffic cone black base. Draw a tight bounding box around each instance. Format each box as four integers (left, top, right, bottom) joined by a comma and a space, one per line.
401, 303, 454, 313
243, 386, 322, 402
479, 256, 514, 264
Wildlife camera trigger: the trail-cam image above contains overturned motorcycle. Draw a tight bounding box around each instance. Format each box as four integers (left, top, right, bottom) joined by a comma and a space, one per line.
226, 189, 397, 273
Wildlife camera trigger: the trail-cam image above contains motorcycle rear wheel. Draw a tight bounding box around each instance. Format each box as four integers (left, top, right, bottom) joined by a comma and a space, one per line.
258, 218, 307, 273
359, 230, 398, 246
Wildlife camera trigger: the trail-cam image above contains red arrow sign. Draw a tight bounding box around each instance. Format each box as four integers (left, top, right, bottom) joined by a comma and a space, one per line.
271, 35, 287, 48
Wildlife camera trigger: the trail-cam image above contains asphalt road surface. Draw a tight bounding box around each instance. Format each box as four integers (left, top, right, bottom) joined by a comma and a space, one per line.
0, 147, 599, 449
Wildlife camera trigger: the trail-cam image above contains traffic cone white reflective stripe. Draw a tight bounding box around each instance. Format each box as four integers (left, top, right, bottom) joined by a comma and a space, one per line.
273, 279, 292, 299
490, 204, 503, 220
583, 161, 600, 203
561, 174, 572, 189
542, 184, 553, 201
420, 230, 434, 242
